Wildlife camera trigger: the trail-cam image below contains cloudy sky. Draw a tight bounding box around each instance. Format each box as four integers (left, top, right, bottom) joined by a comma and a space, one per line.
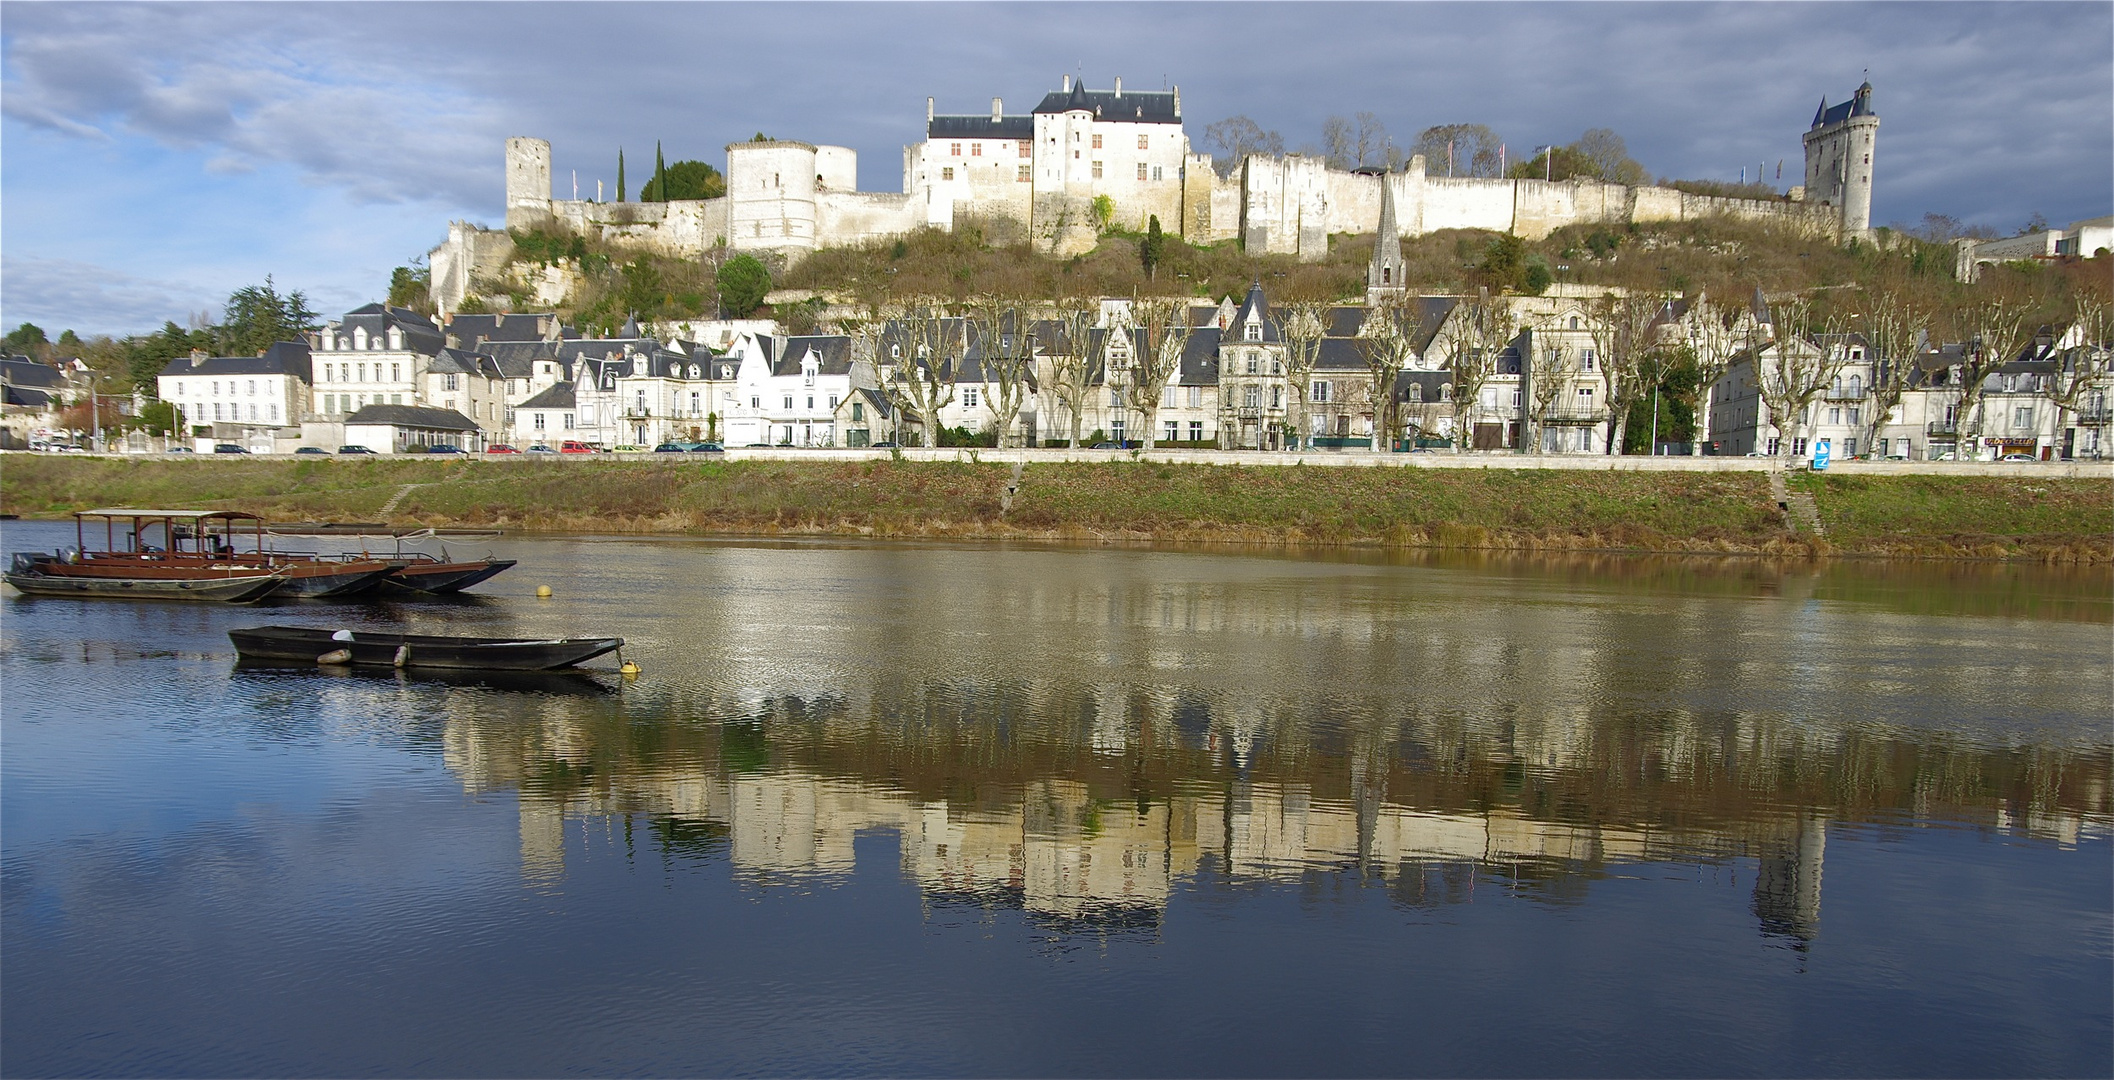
3, 1, 2108, 338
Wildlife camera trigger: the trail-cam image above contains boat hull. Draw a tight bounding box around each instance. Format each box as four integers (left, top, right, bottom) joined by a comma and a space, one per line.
6, 569, 285, 602
384, 559, 517, 594
228, 626, 624, 670
270, 562, 408, 598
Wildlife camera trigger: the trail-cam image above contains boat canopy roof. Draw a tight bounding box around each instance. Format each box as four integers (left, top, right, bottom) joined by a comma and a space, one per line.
78, 509, 265, 521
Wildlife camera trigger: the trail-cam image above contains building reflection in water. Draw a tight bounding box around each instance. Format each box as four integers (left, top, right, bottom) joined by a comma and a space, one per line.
430, 679, 2104, 943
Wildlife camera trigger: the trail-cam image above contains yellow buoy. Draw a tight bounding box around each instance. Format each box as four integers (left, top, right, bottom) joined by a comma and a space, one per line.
620, 660, 641, 677
536, 585, 553, 598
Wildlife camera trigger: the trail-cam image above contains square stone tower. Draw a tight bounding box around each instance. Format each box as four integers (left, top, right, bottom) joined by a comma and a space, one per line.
505, 137, 552, 231
1802, 81, 1878, 238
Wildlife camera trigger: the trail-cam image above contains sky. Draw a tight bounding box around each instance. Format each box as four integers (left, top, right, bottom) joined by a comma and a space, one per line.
3, 1, 2109, 339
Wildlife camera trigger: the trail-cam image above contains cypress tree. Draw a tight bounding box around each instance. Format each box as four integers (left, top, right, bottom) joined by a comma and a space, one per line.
618, 148, 627, 203
651, 141, 667, 202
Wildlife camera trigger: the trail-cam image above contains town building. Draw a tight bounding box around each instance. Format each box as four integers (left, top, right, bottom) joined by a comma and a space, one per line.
155, 342, 313, 452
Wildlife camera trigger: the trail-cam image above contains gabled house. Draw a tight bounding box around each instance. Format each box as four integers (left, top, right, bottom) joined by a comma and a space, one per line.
312, 303, 444, 419
156, 343, 312, 451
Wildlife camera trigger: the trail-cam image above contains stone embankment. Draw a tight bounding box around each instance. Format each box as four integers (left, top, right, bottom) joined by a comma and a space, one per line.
2, 452, 2107, 562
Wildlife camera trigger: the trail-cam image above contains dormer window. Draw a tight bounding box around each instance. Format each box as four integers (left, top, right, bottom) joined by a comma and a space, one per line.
1245, 323, 1260, 342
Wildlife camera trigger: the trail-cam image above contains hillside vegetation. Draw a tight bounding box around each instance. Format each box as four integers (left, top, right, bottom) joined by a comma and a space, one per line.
3, 456, 2106, 562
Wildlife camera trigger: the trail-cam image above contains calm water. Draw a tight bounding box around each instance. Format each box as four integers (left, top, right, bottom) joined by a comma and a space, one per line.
3, 521, 2110, 1078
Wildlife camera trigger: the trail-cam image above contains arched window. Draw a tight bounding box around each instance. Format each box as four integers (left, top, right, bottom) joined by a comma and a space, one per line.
1407, 383, 1423, 404
1848, 374, 1862, 396
1382, 267, 1392, 285
1439, 384, 1452, 402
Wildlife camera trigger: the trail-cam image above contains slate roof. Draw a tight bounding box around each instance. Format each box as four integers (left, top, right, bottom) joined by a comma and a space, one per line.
344, 403, 478, 431
516, 382, 577, 410
1, 357, 69, 390
771, 335, 854, 378
1812, 82, 1875, 129
336, 303, 444, 356
852, 386, 893, 420
928, 114, 1035, 140
1178, 328, 1221, 386
480, 340, 567, 380
443, 312, 566, 347
1032, 82, 1180, 125
1228, 283, 1277, 343
1394, 371, 1455, 403
428, 347, 505, 379
156, 342, 311, 382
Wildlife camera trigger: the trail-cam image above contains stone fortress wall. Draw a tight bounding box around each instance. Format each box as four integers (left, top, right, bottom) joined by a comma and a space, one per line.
430, 78, 1862, 312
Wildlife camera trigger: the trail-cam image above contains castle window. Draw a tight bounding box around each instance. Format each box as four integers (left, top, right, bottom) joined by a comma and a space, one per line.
1019, 141, 1031, 158
1137, 163, 1147, 180
1152, 166, 1163, 181
1016, 165, 1030, 182
1138, 134, 1149, 150
942, 167, 954, 181
1092, 160, 1103, 178
950, 143, 961, 156
1092, 134, 1103, 149
971, 143, 982, 157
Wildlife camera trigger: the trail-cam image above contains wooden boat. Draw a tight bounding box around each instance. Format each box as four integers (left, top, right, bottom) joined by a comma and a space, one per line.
384, 553, 518, 593
228, 625, 625, 671
8, 510, 405, 600
6, 558, 287, 602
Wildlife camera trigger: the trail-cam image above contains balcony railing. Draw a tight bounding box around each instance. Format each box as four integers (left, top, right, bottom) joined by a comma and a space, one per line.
2075, 406, 2113, 425
1926, 420, 1961, 437
1824, 388, 1868, 402
1538, 405, 1607, 425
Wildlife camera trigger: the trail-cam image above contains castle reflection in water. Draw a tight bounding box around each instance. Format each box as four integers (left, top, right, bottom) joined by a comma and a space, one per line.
416, 674, 2106, 946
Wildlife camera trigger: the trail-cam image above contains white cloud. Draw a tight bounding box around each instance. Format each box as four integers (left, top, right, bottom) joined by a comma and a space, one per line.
0, 255, 212, 338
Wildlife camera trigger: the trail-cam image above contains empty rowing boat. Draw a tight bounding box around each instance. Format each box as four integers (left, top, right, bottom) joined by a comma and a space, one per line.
228, 626, 625, 671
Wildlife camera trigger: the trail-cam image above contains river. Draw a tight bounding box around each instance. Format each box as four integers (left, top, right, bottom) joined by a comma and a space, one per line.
3, 521, 2109, 1077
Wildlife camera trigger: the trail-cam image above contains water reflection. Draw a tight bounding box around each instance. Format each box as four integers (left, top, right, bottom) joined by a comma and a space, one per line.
402, 671, 2107, 943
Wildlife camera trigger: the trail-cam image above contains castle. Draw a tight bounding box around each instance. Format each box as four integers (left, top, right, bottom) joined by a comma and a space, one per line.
431, 76, 1875, 313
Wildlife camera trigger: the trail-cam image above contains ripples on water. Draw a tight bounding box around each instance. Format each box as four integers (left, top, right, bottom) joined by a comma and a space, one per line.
2, 521, 2109, 1077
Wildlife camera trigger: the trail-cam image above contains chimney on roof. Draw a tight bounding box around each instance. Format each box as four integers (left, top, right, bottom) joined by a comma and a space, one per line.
189, 349, 208, 368
1114, 76, 1122, 97
992, 97, 1002, 121
1173, 86, 1180, 119
927, 96, 934, 123
1062, 74, 1071, 93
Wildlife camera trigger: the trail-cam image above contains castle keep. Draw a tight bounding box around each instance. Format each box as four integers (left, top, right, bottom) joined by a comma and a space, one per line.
432, 76, 1873, 313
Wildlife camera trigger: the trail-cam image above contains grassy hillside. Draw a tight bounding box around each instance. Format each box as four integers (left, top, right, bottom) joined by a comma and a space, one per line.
4, 456, 2106, 562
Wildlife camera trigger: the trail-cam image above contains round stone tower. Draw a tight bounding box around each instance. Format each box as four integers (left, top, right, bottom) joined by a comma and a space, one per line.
1801, 81, 1878, 238
725, 140, 821, 254
505, 137, 553, 230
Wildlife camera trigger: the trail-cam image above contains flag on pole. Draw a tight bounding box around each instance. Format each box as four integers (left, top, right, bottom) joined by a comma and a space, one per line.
1499, 143, 1507, 173
1447, 139, 1454, 177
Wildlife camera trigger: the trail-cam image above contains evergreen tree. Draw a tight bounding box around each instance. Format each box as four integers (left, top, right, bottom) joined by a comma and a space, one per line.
618, 148, 627, 203
1141, 215, 1165, 280
715, 255, 771, 317
649, 141, 667, 203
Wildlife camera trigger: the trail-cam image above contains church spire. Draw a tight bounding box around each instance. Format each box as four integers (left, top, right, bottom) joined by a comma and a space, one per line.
1366, 175, 1406, 305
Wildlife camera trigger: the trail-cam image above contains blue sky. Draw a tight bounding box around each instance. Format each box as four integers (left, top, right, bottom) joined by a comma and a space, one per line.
3, 1, 2109, 338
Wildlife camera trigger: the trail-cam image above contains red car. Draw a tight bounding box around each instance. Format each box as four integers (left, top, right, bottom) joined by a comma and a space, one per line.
559, 440, 598, 454
485, 444, 521, 454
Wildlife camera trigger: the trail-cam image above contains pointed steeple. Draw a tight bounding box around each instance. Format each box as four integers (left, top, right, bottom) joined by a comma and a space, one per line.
1367, 176, 1407, 304
1812, 98, 1828, 128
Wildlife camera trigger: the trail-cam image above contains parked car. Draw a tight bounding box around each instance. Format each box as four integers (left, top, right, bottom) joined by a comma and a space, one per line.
1998, 454, 2035, 462
868, 441, 897, 449
486, 444, 521, 455
558, 440, 598, 454
654, 442, 689, 453
687, 442, 724, 453
294, 447, 329, 455
213, 443, 250, 454
165, 445, 195, 454
338, 445, 377, 455
525, 444, 556, 454
424, 444, 463, 454
610, 444, 647, 454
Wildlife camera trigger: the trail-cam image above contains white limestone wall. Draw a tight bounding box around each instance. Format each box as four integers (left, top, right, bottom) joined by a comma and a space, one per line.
505, 137, 552, 229
1417, 177, 1519, 235
727, 141, 820, 253
1240, 155, 1329, 258
815, 146, 858, 192
816, 191, 928, 248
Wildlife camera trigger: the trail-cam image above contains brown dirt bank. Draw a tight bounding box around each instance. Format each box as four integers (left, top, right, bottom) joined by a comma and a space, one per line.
2, 456, 2107, 562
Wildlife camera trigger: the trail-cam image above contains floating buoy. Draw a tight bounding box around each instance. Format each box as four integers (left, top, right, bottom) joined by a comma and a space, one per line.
620, 660, 641, 677
317, 649, 352, 665
393, 645, 411, 668
536, 585, 553, 598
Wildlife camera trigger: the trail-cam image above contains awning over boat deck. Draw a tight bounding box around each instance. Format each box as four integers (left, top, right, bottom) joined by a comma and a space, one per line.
78, 509, 267, 521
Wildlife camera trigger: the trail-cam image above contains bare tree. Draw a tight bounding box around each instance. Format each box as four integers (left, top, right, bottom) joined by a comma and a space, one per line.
1410, 124, 1503, 178
1850, 285, 1920, 459
966, 296, 1034, 447
1527, 327, 1578, 454
2046, 296, 2112, 449
1127, 297, 1196, 451
1355, 112, 1386, 169
1204, 116, 1286, 178
1356, 297, 1422, 450
1041, 296, 1098, 447
881, 308, 962, 449
1682, 295, 1746, 456
1752, 295, 1853, 463
1271, 301, 1328, 450
1322, 117, 1354, 171
1570, 128, 1647, 186
1433, 292, 1515, 452
1585, 291, 1672, 454
1942, 292, 2035, 458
